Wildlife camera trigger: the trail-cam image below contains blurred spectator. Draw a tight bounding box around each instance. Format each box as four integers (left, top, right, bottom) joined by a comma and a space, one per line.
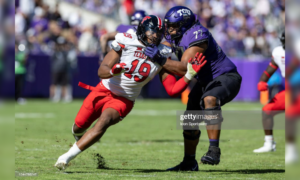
119, 0, 135, 24
15, 8, 26, 36
17, 0, 284, 58
15, 43, 27, 104
65, 0, 117, 17
30, 7, 48, 34
78, 27, 99, 55
19, 0, 34, 17
50, 36, 74, 103
45, 4, 62, 22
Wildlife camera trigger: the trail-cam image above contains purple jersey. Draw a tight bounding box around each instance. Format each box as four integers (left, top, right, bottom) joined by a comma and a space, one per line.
116, 24, 136, 33
167, 21, 237, 84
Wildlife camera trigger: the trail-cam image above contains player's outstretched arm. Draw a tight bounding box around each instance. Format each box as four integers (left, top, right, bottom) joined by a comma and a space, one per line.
160, 53, 206, 97
98, 49, 123, 79
257, 59, 278, 91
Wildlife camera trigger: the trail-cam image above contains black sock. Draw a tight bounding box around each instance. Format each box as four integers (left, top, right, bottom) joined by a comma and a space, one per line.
209, 139, 219, 147
183, 154, 196, 161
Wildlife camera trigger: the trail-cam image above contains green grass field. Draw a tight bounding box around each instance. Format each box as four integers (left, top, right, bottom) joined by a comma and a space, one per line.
15, 99, 285, 179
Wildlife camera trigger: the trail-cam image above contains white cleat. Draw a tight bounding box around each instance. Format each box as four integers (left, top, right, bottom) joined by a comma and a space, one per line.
253, 141, 276, 153
285, 152, 298, 165
55, 161, 68, 170
54, 153, 75, 170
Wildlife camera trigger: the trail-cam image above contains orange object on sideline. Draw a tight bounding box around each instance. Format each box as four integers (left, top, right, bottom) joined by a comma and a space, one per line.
260, 90, 269, 105
285, 81, 291, 109
181, 87, 191, 105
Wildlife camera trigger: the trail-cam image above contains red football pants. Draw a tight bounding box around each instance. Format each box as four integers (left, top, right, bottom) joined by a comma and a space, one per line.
75, 82, 134, 129
262, 90, 285, 115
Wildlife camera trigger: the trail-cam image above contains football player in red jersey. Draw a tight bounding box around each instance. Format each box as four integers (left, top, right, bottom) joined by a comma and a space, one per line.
253, 32, 285, 153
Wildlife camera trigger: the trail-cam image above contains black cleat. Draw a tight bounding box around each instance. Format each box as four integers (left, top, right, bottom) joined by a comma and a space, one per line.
201, 146, 221, 165
167, 159, 198, 171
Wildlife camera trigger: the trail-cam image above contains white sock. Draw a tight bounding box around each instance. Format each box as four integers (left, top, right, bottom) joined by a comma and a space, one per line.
286, 143, 296, 153
68, 143, 82, 156
265, 135, 274, 142
53, 86, 62, 100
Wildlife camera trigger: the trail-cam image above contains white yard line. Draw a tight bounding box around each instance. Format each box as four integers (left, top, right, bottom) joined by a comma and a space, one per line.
130, 110, 177, 116
14, 109, 261, 118
15, 113, 55, 119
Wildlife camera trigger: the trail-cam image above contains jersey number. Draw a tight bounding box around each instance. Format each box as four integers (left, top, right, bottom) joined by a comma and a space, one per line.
193, 30, 203, 39
124, 60, 151, 82
123, 33, 132, 38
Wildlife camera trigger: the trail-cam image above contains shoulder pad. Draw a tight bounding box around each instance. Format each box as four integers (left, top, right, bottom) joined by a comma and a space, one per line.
115, 32, 138, 43
112, 33, 139, 51
272, 46, 284, 57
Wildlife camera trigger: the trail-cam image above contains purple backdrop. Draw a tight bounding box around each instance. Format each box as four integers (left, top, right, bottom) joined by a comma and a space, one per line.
20, 54, 275, 101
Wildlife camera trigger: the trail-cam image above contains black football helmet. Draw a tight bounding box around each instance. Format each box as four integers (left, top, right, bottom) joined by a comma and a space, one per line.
136, 15, 165, 46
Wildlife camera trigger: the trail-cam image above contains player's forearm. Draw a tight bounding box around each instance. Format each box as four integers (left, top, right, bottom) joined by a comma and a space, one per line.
162, 74, 190, 97
259, 66, 277, 82
98, 50, 121, 79
98, 65, 112, 79
162, 59, 187, 77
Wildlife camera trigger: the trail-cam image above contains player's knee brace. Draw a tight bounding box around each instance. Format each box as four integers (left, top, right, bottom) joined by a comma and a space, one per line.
203, 106, 223, 125
183, 130, 201, 140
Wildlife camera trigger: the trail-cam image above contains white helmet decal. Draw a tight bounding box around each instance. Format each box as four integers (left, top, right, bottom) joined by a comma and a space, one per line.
177, 9, 191, 16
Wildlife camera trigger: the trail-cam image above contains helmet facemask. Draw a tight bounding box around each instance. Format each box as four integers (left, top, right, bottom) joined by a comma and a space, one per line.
164, 6, 196, 42
165, 21, 182, 41
137, 20, 164, 47
145, 28, 164, 46
165, 15, 191, 41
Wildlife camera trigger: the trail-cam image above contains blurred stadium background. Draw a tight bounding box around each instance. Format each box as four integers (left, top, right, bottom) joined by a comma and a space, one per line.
10, 0, 300, 179
13, 0, 286, 103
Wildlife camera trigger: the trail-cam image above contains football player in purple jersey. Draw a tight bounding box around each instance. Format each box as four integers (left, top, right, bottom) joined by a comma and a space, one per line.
100, 10, 147, 57
145, 6, 242, 171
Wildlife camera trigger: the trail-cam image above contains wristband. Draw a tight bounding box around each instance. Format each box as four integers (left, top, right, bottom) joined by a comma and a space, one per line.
264, 71, 271, 78
184, 72, 193, 80
269, 62, 278, 69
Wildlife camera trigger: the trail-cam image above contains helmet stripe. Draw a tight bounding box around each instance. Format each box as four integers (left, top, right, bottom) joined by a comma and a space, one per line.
156, 16, 162, 29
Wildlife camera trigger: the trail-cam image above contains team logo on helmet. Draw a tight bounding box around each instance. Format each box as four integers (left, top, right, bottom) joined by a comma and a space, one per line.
177, 9, 191, 16
141, 16, 151, 24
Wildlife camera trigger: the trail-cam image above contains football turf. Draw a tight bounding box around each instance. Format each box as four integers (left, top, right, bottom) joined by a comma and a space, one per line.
15, 99, 285, 179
